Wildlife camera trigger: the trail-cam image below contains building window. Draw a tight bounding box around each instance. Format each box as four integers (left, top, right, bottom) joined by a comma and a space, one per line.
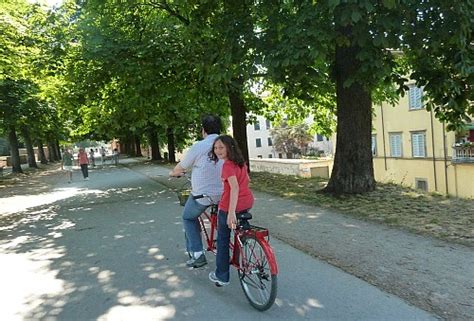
411, 131, 426, 157
267, 137, 273, 146
316, 134, 324, 142
254, 121, 261, 131
266, 119, 271, 129
256, 138, 262, 148
389, 133, 403, 157
415, 178, 428, 192
278, 153, 283, 158
257, 155, 263, 159
408, 85, 423, 110
268, 154, 273, 158
371, 134, 377, 156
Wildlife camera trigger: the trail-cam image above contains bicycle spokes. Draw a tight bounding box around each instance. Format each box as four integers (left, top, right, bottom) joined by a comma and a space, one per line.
238, 235, 277, 311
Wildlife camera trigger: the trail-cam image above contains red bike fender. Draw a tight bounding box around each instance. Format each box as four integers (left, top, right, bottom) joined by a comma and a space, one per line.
261, 239, 279, 275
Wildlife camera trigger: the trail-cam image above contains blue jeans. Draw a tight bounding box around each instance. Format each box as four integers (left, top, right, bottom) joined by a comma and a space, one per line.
216, 210, 232, 282
183, 195, 209, 253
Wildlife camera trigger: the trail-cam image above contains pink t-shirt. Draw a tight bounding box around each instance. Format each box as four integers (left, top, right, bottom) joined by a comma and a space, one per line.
77, 151, 89, 165
219, 160, 254, 212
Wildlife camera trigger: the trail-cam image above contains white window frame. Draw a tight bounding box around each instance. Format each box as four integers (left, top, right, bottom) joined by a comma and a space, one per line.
256, 138, 262, 148
389, 133, 403, 157
254, 121, 261, 131
411, 131, 427, 157
265, 119, 271, 129
267, 137, 273, 146
408, 85, 423, 110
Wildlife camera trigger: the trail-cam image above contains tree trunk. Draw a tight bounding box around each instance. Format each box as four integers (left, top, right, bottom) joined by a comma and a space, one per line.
123, 136, 133, 156
135, 135, 142, 157
129, 135, 137, 157
148, 128, 162, 160
228, 77, 250, 168
8, 126, 23, 173
49, 139, 60, 161
166, 127, 176, 163
37, 140, 48, 164
47, 141, 55, 162
21, 126, 38, 168
325, 23, 375, 194
55, 140, 61, 161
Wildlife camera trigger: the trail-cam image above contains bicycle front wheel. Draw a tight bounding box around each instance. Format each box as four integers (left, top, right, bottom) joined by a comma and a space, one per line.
238, 235, 277, 311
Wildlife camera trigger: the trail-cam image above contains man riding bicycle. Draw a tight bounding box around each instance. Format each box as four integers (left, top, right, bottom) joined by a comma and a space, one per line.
169, 115, 223, 268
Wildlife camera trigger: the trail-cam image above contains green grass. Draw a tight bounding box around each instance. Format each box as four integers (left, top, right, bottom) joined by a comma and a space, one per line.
250, 172, 474, 246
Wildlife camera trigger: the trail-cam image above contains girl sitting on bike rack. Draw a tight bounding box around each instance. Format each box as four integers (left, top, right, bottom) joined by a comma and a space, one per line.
208, 135, 254, 286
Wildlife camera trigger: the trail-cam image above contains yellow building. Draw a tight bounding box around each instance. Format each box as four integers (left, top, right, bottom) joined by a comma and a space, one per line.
372, 85, 474, 199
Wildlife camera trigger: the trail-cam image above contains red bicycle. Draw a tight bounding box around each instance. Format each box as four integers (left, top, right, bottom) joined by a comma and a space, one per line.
177, 188, 278, 311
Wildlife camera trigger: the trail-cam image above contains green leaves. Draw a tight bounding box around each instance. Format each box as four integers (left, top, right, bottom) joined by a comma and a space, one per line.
381, 0, 397, 9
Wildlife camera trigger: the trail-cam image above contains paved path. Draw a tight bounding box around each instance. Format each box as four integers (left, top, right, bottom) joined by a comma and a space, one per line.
0, 160, 436, 321
140, 160, 474, 321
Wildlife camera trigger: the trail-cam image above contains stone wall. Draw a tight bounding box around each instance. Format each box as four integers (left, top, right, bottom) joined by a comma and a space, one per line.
249, 158, 333, 178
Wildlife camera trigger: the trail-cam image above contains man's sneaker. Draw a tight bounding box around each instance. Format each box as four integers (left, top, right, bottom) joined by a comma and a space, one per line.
208, 272, 229, 287
186, 254, 207, 268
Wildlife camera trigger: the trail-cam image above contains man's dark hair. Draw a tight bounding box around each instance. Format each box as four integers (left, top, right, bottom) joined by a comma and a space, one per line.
201, 114, 222, 135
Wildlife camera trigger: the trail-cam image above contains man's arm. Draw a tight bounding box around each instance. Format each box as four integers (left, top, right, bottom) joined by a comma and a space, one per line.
169, 163, 186, 177
169, 141, 200, 177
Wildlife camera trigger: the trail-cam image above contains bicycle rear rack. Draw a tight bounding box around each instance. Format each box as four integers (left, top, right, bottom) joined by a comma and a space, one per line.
249, 225, 269, 241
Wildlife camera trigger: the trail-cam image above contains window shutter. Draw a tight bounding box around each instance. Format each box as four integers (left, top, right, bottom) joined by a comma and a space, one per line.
409, 86, 423, 109
389, 134, 402, 157
412, 133, 426, 157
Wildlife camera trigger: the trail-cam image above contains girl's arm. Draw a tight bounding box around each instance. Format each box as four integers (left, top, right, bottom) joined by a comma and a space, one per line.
227, 175, 239, 229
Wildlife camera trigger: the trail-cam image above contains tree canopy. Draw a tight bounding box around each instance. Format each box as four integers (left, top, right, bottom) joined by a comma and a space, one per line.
1, 0, 471, 193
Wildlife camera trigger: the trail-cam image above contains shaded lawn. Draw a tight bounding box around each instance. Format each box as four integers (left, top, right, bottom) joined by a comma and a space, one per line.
250, 172, 474, 247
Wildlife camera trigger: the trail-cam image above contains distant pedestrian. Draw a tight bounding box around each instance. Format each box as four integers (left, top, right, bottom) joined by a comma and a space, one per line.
89, 148, 96, 167
61, 148, 74, 183
101, 147, 106, 164
112, 148, 119, 165
77, 148, 89, 180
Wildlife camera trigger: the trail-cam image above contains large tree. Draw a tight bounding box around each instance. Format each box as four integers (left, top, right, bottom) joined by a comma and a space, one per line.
63, 1, 230, 159
257, 0, 473, 194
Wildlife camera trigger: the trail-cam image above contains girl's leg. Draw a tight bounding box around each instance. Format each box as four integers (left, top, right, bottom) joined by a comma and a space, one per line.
215, 210, 231, 282
84, 164, 88, 178
80, 164, 86, 178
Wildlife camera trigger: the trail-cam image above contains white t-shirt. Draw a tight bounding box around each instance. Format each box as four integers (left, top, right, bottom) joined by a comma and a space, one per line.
180, 134, 223, 205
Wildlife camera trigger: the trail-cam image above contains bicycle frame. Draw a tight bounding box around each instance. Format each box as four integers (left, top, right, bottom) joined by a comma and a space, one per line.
198, 207, 278, 276
198, 204, 218, 254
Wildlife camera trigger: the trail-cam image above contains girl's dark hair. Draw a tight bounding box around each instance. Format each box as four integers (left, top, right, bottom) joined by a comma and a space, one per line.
209, 135, 246, 168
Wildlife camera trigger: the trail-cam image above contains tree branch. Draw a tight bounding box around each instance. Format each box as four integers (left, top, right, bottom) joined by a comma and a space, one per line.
147, 0, 190, 25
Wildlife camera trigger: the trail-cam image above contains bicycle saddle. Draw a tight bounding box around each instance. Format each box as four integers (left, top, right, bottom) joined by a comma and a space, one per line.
237, 211, 252, 220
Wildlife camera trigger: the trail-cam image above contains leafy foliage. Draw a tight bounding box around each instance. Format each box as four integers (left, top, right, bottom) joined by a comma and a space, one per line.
270, 120, 314, 157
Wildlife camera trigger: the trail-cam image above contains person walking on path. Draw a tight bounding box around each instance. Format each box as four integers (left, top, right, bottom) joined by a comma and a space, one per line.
89, 149, 96, 167
208, 135, 254, 286
101, 147, 106, 165
169, 115, 224, 268
112, 148, 119, 165
77, 148, 89, 180
61, 148, 74, 183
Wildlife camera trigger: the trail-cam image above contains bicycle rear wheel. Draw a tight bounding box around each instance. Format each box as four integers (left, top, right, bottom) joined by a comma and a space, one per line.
238, 235, 277, 311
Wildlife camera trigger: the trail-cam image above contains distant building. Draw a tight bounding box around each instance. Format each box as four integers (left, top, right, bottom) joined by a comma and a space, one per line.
246, 115, 334, 159
372, 84, 473, 198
